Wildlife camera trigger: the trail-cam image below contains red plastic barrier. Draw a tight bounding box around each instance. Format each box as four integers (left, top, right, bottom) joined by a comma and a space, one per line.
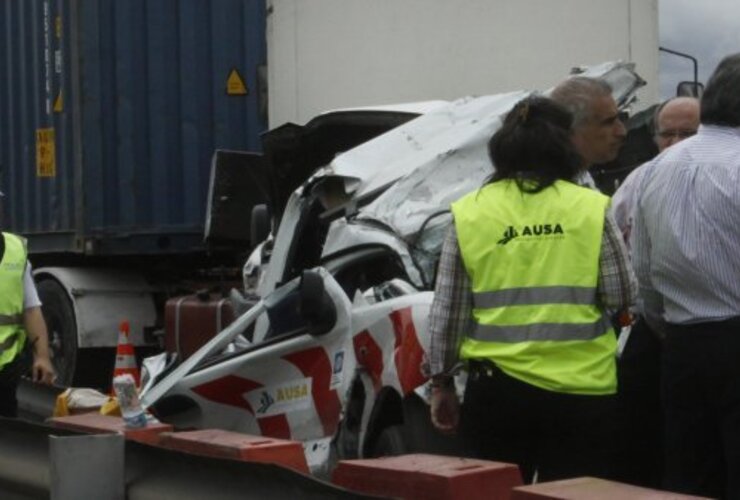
511, 477, 712, 500
157, 429, 310, 474
332, 453, 522, 500
49, 413, 173, 445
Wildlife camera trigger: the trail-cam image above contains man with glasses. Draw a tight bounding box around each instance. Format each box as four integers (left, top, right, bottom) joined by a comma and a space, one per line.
610, 96, 699, 488
613, 97, 700, 245
653, 97, 701, 152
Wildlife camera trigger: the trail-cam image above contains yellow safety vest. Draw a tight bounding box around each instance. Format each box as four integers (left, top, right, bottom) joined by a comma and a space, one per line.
0, 232, 28, 370
451, 179, 616, 395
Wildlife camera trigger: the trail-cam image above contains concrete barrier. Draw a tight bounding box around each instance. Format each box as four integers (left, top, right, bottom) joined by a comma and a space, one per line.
511, 477, 712, 499
157, 429, 310, 474
332, 453, 522, 500
49, 413, 173, 445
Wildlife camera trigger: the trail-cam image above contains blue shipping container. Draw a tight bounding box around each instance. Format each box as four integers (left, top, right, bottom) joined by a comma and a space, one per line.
0, 0, 267, 256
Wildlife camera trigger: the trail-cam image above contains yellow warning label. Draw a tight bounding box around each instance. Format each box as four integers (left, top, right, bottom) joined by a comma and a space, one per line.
36, 128, 57, 178
53, 91, 63, 113
226, 68, 248, 95
55, 16, 62, 38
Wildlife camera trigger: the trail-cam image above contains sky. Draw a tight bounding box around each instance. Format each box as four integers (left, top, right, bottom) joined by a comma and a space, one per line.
659, 0, 740, 98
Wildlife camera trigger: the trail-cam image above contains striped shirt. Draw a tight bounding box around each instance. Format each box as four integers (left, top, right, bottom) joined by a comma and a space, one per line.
633, 125, 740, 328
429, 210, 636, 376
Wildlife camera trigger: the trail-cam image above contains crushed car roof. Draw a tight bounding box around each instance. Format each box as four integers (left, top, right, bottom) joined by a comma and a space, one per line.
322, 61, 645, 241
316, 62, 645, 286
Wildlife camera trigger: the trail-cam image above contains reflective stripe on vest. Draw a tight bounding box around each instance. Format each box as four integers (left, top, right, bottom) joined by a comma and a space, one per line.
470, 314, 612, 343
0, 314, 23, 326
473, 285, 597, 308
451, 179, 616, 395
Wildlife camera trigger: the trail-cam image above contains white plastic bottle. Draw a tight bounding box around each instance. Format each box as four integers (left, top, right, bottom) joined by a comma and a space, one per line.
112, 374, 148, 428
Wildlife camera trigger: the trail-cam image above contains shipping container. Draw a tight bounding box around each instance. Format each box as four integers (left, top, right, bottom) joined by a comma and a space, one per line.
0, 0, 267, 257
0, 0, 267, 386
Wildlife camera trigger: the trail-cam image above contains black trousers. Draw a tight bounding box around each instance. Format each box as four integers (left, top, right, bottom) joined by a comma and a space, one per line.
615, 318, 663, 488
459, 362, 619, 483
662, 319, 740, 499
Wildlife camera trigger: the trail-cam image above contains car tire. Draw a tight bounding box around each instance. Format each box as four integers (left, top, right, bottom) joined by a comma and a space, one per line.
36, 279, 78, 386
369, 424, 407, 457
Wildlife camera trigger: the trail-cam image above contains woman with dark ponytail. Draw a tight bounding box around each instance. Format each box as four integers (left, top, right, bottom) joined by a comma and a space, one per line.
487, 95, 581, 191
428, 95, 635, 482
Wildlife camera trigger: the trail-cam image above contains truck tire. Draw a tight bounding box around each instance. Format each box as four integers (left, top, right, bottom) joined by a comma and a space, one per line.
36, 279, 77, 386
369, 425, 407, 457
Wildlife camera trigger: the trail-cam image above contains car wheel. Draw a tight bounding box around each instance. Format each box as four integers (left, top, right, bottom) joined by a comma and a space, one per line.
36, 279, 77, 386
369, 424, 407, 457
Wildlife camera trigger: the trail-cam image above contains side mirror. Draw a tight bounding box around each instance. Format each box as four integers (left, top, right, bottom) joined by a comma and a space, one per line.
250, 204, 271, 247
676, 81, 704, 98
299, 270, 337, 336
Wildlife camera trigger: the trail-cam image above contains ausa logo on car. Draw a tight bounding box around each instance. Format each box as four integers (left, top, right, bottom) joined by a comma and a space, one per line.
497, 223, 564, 245
247, 378, 313, 418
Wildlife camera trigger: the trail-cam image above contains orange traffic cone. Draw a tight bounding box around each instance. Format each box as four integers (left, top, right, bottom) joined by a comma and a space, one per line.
113, 320, 140, 387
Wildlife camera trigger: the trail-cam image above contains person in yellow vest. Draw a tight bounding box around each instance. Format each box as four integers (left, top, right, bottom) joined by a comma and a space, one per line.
428, 96, 636, 482
0, 228, 55, 417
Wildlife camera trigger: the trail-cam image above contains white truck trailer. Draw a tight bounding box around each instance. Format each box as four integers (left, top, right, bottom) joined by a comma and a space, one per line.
266, 0, 659, 127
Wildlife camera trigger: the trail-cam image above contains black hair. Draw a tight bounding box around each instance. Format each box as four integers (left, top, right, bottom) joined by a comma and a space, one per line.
487, 95, 581, 193
701, 52, 740, 127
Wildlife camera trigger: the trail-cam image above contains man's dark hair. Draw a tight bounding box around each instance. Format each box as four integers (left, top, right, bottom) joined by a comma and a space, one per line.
701, 52, 740, 127
488, 95, 581, 193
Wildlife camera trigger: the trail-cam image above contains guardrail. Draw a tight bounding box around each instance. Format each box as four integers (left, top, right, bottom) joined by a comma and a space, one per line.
0, 418, 378, 499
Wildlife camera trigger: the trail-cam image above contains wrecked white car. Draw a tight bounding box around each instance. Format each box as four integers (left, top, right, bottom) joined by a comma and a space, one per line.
140, 62, 646, 474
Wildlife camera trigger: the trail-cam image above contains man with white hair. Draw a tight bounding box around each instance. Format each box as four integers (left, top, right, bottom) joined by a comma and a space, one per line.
550, 76, 628, 186
612, 97, 700, 246
607, 95, 700, 489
